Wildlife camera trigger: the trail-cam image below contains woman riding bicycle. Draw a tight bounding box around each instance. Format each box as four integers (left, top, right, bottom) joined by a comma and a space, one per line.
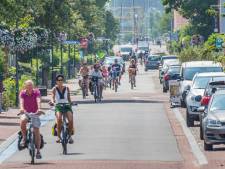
128, 59, 138, 87
79, 62, 90, 96
19, 80, 42, 159
51, 75, 74, 144
90, 64, 104, 98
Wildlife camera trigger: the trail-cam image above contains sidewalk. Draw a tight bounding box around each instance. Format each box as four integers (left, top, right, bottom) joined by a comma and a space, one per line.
0, 78, 80, 147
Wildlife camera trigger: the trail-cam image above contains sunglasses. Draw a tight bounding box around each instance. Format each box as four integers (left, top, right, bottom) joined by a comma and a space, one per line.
57, 79, 64, 81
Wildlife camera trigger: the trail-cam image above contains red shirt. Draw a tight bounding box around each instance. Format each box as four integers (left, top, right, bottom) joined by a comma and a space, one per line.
20, 89, 41, 113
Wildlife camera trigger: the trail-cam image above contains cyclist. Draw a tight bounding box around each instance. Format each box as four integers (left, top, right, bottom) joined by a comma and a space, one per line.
102, 65, 109, 88
90, 64, 104, 98
111, 59, 122, 88
19, 80, 42, 159
51, 75, 74, 144
79, 62, 89, 96
128, 59, 138, 87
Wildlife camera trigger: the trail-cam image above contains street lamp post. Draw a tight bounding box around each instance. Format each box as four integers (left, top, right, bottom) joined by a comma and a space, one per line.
59, 32, 67, 75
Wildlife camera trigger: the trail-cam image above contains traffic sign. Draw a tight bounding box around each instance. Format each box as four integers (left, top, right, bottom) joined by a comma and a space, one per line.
63, 40, 80, 45
216, 38, 223, 49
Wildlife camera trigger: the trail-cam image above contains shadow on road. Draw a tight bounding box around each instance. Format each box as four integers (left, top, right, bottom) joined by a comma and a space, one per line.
64, 153, 84, 156
0, 122, 19, 126
76, 99, 164, 105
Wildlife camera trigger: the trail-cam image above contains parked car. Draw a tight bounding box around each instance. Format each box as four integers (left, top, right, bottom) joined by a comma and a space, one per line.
185, 72, 225, 127
159, 59, 180, 84
159, 56, 178, 79
179, 61, 223, 108
199, 90, 225, 150
162, 65, 181, 93
199, 80, 225, 140
145, 55, 161, 71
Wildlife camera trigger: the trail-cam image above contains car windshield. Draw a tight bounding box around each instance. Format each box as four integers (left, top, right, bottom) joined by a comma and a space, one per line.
184, 67, 222, 80
148, 56, 160, 61
121, 48, 132, 52
193, 77, 211, 89
210, 94, 225, 111
139, 47, 149, 51
162, 56, 177, 62
168, 66, 180, 74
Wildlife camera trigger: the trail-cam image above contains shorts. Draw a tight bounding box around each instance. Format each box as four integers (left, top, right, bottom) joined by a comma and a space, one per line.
21, 114, 41, 128
55, 104, 73, 113
112, 71, 120, 79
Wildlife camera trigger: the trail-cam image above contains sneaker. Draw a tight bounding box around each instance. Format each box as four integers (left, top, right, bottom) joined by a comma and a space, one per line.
36, 152, 42, 159
68, 137, 74, 144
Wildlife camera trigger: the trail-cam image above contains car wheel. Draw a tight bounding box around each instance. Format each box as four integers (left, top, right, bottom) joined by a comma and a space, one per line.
186, 109, 194, 127
181, 99, 186, 108
160, 79, 162, 84
163, 86, 167, 93
200, 125, 204, 140
145, 68, 148, 72
204, 141, 213, 151
199, 117, 203, 140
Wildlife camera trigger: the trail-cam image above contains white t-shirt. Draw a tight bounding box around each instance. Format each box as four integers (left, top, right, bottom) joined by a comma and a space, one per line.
91, 70, 102, 78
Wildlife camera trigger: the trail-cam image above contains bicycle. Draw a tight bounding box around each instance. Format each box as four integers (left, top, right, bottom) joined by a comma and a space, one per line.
129, 68, 136, 89
112, 71, 119, 92
92, 77, 102, 103
56, 103, 74, 155
81, 76, 88, 99
17, 111, 45, 164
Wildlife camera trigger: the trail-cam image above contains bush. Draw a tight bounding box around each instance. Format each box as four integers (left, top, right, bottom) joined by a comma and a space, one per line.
178, 46, 216, 62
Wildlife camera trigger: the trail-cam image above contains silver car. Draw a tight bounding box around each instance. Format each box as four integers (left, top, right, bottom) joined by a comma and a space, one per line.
200, 90, 225, 151
179, 61, 223, 108
185, 72, 225, 127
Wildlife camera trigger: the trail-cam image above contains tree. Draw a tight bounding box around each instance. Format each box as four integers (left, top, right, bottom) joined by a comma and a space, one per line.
162, 0, 217, 38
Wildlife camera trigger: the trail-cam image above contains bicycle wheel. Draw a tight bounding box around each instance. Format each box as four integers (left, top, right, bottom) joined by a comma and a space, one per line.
82, 86, 86, 99
94, 85, 97, 103
115, 79, 118, 92
61, 125, 68, 155
29, 133, 35, 164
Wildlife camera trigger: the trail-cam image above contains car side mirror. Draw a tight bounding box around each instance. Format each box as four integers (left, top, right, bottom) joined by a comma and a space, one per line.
197, 106, 205, 113
186, 85, 191, 91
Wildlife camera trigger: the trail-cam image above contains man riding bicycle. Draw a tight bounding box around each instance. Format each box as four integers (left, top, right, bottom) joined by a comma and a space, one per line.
90, 64, 104, 98
111, 59, 122, 88
128, 59, 138, 87
19, 80, 42, 159
79, 62, 89, 96
51, 75, 74, 144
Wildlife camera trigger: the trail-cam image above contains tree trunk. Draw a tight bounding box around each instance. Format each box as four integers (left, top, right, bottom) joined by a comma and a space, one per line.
2, 47, 9, 77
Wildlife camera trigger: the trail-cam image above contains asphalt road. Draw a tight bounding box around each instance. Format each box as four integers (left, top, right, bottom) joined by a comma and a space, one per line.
1, 66, 183, 168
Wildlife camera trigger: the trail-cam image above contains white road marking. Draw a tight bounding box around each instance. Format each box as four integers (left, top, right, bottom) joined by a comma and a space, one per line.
173, 108, 208, 165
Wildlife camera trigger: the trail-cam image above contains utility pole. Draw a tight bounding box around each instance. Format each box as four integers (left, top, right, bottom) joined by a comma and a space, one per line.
133, 0, 135, 44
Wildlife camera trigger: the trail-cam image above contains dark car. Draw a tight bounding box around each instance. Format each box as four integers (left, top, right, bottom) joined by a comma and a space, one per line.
162, 65, 181, 93
145, 55, 161, 71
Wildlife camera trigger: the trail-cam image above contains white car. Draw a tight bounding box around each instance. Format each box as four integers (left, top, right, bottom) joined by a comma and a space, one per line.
179, 61, 223, 108
185, 72, 225, 127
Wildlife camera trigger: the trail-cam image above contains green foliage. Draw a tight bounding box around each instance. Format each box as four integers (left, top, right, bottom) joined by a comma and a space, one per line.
204, 33, 225, 52
162, 0, 216, 38
3, 77, 16, 109
178, 46, 216, 63
0, 49, 4, 74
